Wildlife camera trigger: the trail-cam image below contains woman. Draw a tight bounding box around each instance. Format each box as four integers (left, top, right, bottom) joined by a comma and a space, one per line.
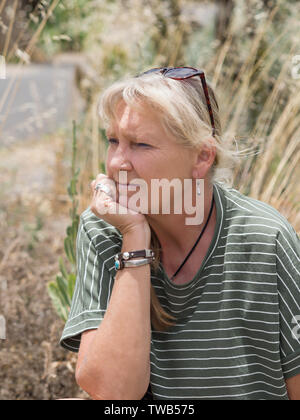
60, 67, 300, 400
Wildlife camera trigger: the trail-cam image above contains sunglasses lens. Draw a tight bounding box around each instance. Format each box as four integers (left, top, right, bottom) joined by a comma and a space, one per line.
140, 68, 165, 76
165, 67, 197, 79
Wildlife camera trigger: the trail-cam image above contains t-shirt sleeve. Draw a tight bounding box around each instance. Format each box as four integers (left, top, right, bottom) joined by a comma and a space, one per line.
60, 214, 118, 352
277, 224, 300, 379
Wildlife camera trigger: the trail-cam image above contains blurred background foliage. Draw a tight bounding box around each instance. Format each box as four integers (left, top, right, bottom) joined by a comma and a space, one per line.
37, 0, 95, 55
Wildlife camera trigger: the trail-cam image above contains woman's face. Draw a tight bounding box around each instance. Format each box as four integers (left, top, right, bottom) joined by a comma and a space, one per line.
105, 101, 198, 214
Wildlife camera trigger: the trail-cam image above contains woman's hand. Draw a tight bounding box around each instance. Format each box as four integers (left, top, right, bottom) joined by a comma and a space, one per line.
90, 174, 151, 240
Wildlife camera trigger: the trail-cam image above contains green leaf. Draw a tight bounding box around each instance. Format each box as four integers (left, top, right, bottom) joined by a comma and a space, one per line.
59, 257, 68, 280
56, 275, 71, 307
68, 273, 76, 298
47, 282, 69, 322
64, 236, 76, 265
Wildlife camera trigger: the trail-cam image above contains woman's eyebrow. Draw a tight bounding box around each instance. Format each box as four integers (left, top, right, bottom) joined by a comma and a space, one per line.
106, 130, 115, 137
107, 131, 149, 142
106, 127, 159, 143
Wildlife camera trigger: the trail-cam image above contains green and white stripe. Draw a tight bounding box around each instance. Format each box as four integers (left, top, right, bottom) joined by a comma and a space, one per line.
60, 183, 300, 400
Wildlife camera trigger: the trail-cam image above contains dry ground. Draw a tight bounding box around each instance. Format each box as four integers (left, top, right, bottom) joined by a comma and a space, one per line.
0, 135, 87, 399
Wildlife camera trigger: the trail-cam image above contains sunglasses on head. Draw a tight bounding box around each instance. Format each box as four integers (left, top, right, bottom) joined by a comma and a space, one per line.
139, 66, 216, 137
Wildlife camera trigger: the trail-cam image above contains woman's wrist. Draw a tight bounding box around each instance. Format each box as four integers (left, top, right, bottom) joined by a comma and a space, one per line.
122, 224, 151, 251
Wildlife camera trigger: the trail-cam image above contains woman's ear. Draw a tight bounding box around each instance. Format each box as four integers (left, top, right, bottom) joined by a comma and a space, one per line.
192, 141, 216, 179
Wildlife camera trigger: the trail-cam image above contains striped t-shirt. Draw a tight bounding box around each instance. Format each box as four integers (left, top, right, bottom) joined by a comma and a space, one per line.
60, 183, 300, 400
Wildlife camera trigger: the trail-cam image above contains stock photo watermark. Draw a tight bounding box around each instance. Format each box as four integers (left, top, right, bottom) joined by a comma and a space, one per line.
291, 55, 300, 80
0, 55, 6, 80
96, 172, 205, 225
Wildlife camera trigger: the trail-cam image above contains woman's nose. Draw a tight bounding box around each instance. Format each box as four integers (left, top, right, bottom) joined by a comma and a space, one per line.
109, 148, 133, 172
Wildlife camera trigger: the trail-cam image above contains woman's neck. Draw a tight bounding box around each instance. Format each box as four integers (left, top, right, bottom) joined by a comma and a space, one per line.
146, 183, 215, 258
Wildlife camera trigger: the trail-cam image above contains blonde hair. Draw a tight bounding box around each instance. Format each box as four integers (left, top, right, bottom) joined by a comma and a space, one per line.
98, 71, 241, 331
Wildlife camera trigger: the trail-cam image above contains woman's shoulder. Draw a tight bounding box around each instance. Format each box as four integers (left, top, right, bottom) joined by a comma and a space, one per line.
216, 183, 299, 240
79, 207, 122, 248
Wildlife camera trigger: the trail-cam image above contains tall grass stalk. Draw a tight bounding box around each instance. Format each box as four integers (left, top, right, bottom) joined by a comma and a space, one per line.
48, 121, 80, 322
25, 0, 61, 57
2, 0, 18, 57
0, 0, 7, 15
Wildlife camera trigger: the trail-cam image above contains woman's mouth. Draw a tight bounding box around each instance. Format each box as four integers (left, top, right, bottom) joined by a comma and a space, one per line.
117, 182, 139, 188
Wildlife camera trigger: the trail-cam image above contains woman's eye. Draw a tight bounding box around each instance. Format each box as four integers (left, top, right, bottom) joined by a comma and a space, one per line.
135, 142, 151, 148
107, 138, 151, 148
108, 138, 118, 145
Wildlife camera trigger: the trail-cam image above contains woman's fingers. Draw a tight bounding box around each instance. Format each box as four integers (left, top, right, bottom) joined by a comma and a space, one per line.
92, 174, 117, 202
90, 173, 148, 234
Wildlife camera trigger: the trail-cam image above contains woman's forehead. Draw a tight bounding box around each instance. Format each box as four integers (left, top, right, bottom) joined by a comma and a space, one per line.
108, 101, 164, 137
114, 100, 155, 122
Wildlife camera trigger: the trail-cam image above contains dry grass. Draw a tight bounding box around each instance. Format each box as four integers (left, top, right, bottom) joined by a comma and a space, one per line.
212, 4, 300, 231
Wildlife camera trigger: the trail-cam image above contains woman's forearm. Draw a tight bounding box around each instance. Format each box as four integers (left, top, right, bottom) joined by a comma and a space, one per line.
76, 229, 152, 400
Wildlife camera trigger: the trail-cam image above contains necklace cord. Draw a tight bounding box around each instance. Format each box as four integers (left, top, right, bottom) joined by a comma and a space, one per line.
170, 195, 215, 281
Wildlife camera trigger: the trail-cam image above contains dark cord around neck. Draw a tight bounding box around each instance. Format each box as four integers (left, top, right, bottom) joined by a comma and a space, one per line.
170, 195, 215, 281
